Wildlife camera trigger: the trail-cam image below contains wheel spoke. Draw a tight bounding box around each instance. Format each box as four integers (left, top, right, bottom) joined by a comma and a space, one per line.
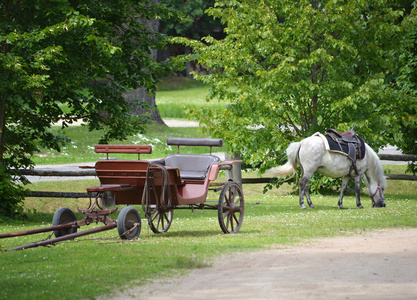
225, 211, 230, 229
159, 212, 165, 230
232, 213, 240, 226
151, 210, 159, 222
156, 212, 162, 230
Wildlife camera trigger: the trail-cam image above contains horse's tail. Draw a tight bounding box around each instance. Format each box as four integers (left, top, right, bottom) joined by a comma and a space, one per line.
267, 142, 300, 177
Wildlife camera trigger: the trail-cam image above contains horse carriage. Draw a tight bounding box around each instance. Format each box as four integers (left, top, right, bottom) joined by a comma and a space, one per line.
1, 138, 244, 251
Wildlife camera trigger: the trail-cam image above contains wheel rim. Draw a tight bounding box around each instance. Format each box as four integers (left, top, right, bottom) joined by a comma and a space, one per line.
218, 182, 244, 234
123, 211, 140, 239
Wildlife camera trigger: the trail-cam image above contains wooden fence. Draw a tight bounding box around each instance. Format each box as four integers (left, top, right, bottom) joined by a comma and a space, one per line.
20, 153, 417, 198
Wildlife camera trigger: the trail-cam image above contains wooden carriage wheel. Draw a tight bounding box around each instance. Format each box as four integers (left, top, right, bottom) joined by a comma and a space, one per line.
218, 181, 245, 234
144, 164, 174, 234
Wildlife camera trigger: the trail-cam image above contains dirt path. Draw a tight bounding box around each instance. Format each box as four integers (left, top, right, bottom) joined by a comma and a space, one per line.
105, 228, 417, 300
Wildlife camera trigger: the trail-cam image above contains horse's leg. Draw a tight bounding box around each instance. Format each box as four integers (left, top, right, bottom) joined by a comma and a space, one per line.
355, 175, 364, 209
338, 176, 350, 209
299, 175, 313, 209
299, 176, 307, 209
305, 187, 315, 208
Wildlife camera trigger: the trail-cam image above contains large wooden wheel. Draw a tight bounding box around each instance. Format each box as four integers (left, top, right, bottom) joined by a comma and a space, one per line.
218, 181, 244, 234
144, 164, 174, 234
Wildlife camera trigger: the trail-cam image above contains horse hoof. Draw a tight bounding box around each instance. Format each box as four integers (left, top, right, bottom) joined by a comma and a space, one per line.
300, 205, 307, 209
358, 205, 364, 209
338, 205, 345, 209
309, 204, 315, 209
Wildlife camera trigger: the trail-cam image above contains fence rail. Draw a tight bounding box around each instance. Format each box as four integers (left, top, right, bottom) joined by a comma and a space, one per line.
19, 154, 417, 198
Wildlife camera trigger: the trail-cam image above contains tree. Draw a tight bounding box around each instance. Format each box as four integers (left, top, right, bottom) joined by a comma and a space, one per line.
160, 0, 225, 77
124, 0, 167, 125
175, 0, 413, 172
0, 0, 181, 218
390, 1, 417, 174
161, 0, 224, 40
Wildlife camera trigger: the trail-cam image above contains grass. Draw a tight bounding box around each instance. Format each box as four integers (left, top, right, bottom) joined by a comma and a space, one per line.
2, 166, 417, 300
156, 76, 227, 119
1, 175, 416, 299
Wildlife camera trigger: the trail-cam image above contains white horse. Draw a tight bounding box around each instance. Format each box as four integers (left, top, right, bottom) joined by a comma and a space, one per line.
267, 134, 387, 209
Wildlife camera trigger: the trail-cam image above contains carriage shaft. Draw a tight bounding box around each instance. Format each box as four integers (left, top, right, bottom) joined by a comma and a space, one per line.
5, 222, 117, 251
0, 221, 78, 239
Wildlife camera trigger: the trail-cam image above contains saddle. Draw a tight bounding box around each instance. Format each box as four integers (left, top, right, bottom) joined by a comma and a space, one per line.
325, 127, 365, 177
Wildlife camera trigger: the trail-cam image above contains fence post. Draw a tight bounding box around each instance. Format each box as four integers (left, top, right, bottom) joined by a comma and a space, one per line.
225, 152, 242, 188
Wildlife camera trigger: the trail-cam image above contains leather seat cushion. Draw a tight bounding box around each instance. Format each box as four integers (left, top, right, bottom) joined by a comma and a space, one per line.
164, 154, 220, 180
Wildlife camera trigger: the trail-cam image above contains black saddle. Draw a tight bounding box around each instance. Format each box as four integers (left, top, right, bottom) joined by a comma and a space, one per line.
325, 127, 366, 177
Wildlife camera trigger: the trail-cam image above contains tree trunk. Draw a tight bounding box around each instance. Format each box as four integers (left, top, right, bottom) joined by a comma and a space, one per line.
185, 45, 193, 78
124, 0, 166, 125
0, 92, 7, 168
124, 87, 166, 125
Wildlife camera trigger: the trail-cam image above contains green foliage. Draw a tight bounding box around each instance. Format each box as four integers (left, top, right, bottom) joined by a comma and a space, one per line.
0, 0, 183, 217
160, 0, 224, 39
0, 167, 26, 220
390, 5, 417, 157
174, 0, 414, 175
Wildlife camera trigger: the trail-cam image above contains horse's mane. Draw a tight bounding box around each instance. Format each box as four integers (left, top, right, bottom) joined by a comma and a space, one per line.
365, 144, 387, 189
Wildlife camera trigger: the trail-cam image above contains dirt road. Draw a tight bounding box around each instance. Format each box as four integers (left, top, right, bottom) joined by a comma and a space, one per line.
104, 228, 417, 300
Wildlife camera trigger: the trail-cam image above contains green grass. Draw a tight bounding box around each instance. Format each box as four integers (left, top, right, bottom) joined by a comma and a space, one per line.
156, 77, 227, 119
1, 175, 416, 299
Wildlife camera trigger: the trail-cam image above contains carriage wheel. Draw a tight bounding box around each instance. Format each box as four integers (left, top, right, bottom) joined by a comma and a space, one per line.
218, 181, 245, 234
52, 207, 78, 238
117, 206, 141, 240
147, 205, 174, 234
145, 164, 174, 234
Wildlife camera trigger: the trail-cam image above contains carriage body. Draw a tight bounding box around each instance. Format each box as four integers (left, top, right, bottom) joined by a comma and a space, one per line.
87, 138, 245, 235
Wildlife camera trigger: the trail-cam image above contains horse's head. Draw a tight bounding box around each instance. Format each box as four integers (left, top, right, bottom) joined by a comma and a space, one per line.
367, 183, 386, 208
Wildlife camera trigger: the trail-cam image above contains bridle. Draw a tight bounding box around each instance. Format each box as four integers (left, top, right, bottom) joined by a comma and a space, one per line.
370, 183, 385, 207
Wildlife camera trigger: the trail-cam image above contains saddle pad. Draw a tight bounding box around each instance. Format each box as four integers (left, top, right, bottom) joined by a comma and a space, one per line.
325, 135, 366, 159
313, 132, 366, 159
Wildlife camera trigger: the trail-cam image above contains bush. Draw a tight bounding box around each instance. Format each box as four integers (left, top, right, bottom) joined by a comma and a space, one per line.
0, 166, 26, 220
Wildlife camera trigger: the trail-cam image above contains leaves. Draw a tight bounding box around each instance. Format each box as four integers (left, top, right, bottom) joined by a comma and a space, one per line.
0, 0, 183, 217
176, 0, 414, 172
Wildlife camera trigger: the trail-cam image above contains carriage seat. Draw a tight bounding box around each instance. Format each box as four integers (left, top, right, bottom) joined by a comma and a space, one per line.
164, 154, 221, 181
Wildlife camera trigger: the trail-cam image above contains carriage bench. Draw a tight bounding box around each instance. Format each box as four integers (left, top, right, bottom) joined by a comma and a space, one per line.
86, 144, 153, 207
